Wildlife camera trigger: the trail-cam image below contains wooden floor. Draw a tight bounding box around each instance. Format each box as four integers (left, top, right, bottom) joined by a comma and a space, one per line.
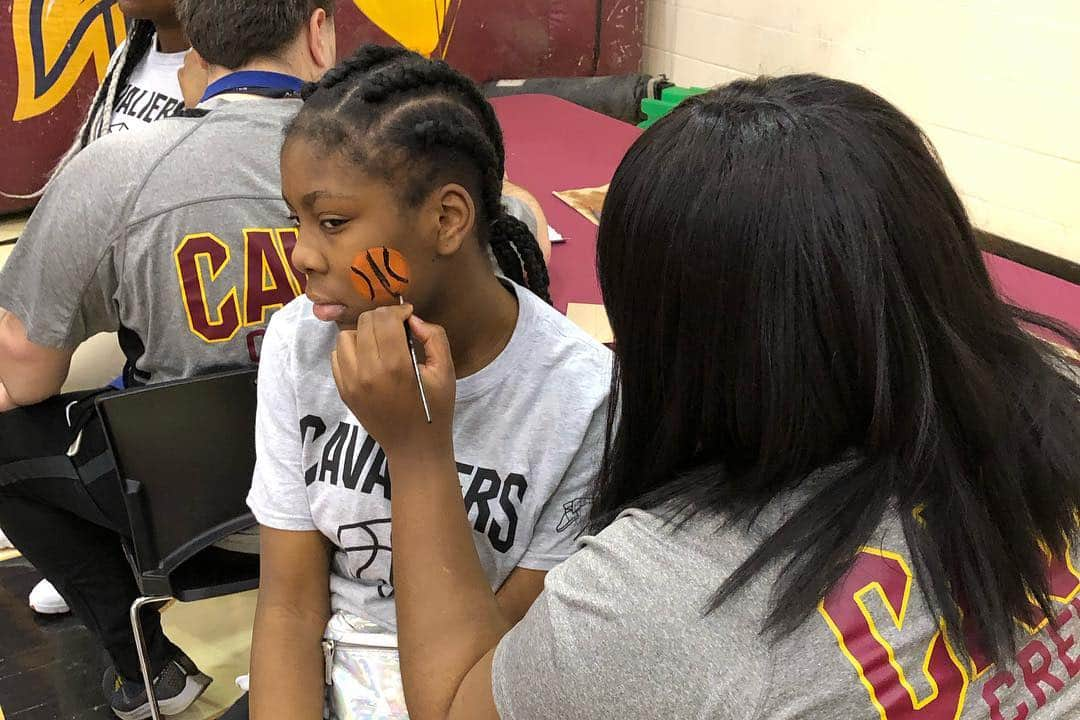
0, 554, 256, 720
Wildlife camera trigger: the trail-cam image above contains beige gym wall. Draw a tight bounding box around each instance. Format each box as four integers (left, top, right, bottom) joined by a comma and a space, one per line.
643, 0, 1080, 264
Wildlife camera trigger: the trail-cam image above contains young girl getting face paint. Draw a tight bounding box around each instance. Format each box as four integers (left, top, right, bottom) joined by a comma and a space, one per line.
247, 46, 612, 718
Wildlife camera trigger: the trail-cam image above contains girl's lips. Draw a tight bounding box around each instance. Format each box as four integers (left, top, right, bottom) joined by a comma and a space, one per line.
311, 302, 347, 322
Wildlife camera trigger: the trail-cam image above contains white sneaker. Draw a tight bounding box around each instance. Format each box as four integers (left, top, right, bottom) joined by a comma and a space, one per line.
0, 528, 12, 549
29, 579, 71, 615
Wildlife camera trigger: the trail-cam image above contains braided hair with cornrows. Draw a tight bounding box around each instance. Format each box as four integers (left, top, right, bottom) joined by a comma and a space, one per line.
288, 45, 552, 303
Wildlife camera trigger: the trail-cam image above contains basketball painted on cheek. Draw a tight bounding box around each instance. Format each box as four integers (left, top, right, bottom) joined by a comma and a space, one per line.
344, 246, 433, 423
349, 247, 412, 305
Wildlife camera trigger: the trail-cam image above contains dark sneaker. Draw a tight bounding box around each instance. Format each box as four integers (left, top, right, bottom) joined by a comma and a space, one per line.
103, 654, 212, 720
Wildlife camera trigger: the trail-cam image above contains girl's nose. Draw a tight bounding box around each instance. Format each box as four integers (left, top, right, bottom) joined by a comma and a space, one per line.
289, 230, 327, 276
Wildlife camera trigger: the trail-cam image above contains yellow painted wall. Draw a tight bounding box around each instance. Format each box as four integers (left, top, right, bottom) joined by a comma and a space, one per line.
643, 0, 1080, 263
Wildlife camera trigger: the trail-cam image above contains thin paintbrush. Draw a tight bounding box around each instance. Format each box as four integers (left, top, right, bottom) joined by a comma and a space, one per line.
400, 294, 432, 424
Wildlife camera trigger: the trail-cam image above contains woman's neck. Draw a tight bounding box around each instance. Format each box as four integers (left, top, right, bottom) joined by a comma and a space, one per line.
434, 271, 519, 380
153, 19, 189, 54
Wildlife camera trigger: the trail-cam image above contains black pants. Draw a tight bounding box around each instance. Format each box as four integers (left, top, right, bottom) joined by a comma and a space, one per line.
0, 389, 179, 681
220, 692, 249, 719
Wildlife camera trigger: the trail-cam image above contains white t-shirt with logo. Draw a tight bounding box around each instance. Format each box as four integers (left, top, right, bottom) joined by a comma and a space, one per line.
247, 283, 612, 629
108, 36, 186, 133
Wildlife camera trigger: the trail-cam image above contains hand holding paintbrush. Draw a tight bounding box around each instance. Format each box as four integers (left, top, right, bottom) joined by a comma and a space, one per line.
331, 299, 456, 456
334, 247, 433, 424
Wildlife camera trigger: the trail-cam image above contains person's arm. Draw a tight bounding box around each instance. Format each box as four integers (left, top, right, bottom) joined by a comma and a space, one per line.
0, 310, 74, 409
331, 305, 519, 720
502, 180, 551, 263
494, 567, 546, 625
249, 527, 332, 720
246, 312, 332, 718
0, 141, 127, 408
0, 380, 14, 412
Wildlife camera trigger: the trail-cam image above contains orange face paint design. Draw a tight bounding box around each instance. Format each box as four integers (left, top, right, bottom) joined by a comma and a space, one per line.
349, 247, 411, 305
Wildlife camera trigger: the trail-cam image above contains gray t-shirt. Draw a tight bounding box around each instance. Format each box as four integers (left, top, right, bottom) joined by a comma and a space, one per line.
0, 98, 303, 384
495, 504, 1080, 718
247, 284, 612, 629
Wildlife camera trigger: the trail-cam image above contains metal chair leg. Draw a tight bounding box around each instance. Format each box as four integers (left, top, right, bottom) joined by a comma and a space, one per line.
130, 595, 172, 720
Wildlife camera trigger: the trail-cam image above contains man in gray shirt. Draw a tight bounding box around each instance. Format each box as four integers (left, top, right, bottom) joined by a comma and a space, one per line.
0, 2, 337, 717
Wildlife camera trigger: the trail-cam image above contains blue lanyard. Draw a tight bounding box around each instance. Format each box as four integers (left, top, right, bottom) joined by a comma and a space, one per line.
201, 71, 304, 102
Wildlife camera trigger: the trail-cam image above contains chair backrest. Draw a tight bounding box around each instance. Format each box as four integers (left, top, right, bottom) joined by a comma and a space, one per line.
96, 369, 258, 577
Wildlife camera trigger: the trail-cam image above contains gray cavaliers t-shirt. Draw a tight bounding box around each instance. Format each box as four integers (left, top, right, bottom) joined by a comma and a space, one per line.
494, 501, 1080, 719
0, 98, 303, 382
247, 284, 612, 629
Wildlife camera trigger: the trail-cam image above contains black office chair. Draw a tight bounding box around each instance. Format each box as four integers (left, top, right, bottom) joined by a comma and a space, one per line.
95, 368, 261, 720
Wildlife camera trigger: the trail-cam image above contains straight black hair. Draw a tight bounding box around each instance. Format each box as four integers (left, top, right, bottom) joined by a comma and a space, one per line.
284, 45, 551, 302
591, 74, 1080, 663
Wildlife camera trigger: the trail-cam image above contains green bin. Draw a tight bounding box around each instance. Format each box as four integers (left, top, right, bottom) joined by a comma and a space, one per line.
638, 85, 708, 129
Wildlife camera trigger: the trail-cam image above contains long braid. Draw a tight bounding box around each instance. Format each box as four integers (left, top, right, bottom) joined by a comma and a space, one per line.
4, 19, 155, 200
76, 19, 155, 156
494, 215, 552, 303
78, 41, 127, 147
95, 21, 155, 138
291, 46, 552, 302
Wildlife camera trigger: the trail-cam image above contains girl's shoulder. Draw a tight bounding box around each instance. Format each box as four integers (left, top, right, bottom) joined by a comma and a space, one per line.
510, 288, 614, 406
517, 286, 613, 370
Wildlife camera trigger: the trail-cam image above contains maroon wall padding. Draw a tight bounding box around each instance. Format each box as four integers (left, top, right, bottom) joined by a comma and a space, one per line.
0, 0, 112, 213
597, 0, 647, 76
0, 1, 643, 216
335, 1, 645, 80
0, 64, 101, 215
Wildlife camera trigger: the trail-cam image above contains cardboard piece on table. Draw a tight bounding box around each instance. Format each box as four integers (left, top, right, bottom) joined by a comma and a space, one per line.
548, 225, 565, 243
554, 183, 608, 226
567, 303, 613, 344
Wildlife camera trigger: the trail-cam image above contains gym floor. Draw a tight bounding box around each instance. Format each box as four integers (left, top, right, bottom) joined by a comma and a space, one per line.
0, 550, 256, 720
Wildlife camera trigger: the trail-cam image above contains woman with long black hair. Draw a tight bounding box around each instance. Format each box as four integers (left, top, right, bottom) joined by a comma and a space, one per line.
332, 74, 1080, 719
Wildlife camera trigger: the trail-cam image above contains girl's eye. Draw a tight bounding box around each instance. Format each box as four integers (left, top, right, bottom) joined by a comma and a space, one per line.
320, 218, 348, 231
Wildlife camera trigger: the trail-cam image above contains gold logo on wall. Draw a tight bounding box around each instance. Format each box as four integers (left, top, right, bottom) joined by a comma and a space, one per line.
352, 0, 463, 58
11, 1, 467, 122
12, 0, 127, 121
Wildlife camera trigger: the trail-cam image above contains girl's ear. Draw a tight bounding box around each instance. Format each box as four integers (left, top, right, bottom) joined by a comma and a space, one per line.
432, 183, 476, 258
